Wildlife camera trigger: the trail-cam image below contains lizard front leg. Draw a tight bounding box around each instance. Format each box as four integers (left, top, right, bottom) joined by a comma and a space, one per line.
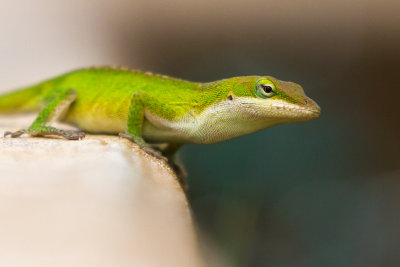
4, 88, 85, 140
119, 91, 179, 161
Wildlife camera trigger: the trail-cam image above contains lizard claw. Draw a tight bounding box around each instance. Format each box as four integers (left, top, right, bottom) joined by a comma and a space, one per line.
4, 130, 26, 138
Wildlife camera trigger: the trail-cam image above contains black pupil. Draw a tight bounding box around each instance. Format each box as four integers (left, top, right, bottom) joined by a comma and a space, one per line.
262, 85, 273, 93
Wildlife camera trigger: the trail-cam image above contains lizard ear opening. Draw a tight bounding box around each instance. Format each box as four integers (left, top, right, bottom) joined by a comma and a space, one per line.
227, 95, 233, 100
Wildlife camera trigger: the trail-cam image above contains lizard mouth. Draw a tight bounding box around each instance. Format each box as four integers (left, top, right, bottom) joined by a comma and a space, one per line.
303, 107, 321, 118
274, 98, 321, 119
267, 101, 320, 115
304, 103, 321, 118
239, 98, 321, 120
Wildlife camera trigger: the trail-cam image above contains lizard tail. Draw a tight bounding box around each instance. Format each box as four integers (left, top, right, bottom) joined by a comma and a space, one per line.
0, 83, 46, 113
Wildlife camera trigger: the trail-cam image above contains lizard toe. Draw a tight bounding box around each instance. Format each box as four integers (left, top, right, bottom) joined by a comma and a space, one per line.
59, 130, 86, 140
142, 146, 168, 162
4, 130, 26, 138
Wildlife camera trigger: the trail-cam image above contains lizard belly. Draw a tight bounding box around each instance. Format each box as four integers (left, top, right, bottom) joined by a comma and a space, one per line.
66, 114, 126, 133
64, 103, 127, 133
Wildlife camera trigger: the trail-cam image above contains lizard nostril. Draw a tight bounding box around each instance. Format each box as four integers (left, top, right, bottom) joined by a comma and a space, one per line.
304, 99, 309, 104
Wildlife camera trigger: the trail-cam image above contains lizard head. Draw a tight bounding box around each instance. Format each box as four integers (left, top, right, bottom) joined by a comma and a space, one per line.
230, 76, 321, 124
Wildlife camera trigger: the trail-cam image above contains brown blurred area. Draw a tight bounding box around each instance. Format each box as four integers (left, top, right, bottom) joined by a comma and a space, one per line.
0, 0, 399, 266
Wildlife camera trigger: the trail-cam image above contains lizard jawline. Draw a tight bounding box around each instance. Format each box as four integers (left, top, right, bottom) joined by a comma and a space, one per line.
142, 97, 313, 144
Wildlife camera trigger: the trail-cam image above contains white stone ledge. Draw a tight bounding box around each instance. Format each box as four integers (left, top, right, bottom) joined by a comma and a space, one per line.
0, 115, 203, 267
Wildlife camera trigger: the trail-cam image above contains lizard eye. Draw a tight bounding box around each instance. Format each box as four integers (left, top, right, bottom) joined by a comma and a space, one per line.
256, 80, 276, 98
262, 85, 273, 93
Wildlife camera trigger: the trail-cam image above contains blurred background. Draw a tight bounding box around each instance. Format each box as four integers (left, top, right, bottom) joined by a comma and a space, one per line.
0, 0, 399, 266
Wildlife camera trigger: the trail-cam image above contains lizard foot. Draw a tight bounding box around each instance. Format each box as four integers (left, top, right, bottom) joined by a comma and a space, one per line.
142, 146, 168, 162
119, 133, 168, 162
4, 129, 86, 140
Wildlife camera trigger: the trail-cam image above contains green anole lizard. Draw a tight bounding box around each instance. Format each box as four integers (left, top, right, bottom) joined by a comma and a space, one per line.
0, 67, 320, 159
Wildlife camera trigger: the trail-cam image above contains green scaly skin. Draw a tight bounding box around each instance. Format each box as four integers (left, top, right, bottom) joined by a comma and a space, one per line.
0, 67, 321, 160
